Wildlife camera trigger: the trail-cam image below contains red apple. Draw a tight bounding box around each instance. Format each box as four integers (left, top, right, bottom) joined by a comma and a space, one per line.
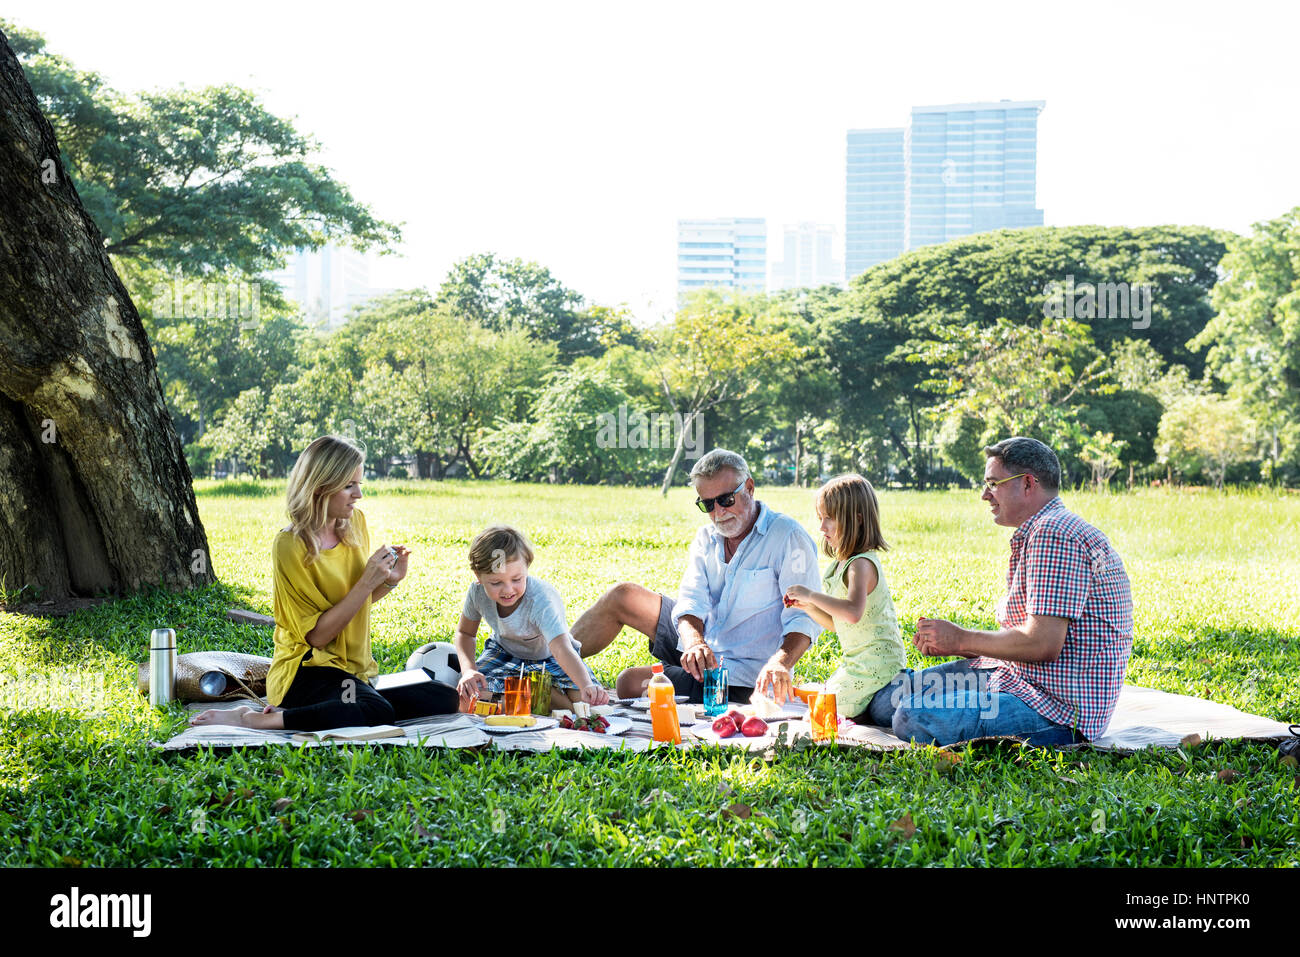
712, 715, 739, 738
741, 716, 769, 737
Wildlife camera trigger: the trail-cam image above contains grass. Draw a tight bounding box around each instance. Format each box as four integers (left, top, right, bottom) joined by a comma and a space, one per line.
2, 482, 1298, 866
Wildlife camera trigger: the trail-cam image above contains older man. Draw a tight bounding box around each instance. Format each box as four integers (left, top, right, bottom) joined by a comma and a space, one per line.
572, 449, 821, 703
872, 436, 1134, 745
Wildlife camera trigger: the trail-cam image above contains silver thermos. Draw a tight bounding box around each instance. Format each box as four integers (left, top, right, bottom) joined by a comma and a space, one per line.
149, 627, 177, 706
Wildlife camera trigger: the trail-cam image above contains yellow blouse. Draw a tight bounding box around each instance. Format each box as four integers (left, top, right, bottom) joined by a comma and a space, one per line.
265, 509, 378, 706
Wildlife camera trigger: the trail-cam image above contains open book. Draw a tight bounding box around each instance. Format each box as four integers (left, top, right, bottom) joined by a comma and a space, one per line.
290, 725, 406, 743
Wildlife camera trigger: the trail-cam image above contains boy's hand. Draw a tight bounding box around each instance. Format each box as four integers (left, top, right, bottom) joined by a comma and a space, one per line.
458, 670, 489, 703
581, 683, 610, 706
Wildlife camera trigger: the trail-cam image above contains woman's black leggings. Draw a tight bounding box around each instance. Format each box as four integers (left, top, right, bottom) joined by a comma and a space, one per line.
279, 663, 459, 732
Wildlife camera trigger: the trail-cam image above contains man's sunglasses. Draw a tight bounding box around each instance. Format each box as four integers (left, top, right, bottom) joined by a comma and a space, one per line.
696, 479, 747, 513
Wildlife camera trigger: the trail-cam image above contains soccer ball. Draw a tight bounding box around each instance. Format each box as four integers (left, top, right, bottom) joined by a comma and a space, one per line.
404, 641, 462, 687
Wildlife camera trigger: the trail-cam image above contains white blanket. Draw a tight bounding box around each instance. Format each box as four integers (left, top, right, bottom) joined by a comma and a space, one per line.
158, 684, 1294, 752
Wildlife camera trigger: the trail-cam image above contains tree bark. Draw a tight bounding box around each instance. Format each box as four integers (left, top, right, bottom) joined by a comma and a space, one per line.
0, 32, 213, 600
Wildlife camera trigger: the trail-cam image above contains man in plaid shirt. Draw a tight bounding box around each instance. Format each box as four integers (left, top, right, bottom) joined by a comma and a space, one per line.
871, 436, 1133, 745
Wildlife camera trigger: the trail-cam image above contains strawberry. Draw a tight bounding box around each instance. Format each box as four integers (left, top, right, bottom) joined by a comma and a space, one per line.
741, 716, 768, 737
712, 715, 739, 738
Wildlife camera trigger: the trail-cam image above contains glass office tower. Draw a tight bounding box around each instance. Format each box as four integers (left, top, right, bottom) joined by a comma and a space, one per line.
846, 100, 1044, 281
845, 128, 905, 279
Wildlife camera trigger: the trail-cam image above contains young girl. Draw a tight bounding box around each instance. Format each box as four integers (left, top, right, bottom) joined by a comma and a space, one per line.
783, 473, 907, 724
191, 435, 459, 730
455, 525, 610, 711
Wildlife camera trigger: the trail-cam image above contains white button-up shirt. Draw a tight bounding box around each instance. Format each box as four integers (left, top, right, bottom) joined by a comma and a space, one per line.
672, 501, 822, 688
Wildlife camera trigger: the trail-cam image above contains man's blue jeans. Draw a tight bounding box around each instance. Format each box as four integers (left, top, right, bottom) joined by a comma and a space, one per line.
864, 659, 1083, 747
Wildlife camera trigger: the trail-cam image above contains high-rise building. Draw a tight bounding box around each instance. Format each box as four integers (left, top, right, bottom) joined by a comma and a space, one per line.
676, 217, 767, 301
904, 100, 1044, 252
845, 129, 906, 279
771, 222, 843, 291
266, 243, 394, 329
846, 100, 1044, 281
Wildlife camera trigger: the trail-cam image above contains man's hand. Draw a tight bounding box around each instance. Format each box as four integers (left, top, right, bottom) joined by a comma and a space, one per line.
679, 641, 717, 681
754, 659, 794, 704
581, 683, 610, 706
913, 617, 966, 657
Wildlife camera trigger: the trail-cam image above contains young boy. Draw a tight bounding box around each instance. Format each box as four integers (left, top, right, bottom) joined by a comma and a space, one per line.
454, 525, 609, 711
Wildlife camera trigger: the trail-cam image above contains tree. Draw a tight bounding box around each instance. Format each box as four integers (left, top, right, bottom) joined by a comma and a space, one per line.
202, 388, 269, 477
4, 20, 400, 278
1155, 394, 1258, 489
481, 365, 656, 483
371, 307, 557, 478
1079, 432, 1125, 491
1191, 207, 1300, 481
916, 317, 1110, 482
650, 291, 800, 494
436, 253, 608, 361
0, 30, 212, 600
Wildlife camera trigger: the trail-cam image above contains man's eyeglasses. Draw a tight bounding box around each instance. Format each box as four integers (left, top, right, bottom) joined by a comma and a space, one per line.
696, 479, 747, 513
982, 472, 1028, 493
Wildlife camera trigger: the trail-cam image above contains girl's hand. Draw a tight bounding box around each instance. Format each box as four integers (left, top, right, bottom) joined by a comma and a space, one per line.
581, 683, 610, 706
386, 544, 411, 585
362, 546, 399, 590
784, 585, 812, 608
458, 670, 489, 703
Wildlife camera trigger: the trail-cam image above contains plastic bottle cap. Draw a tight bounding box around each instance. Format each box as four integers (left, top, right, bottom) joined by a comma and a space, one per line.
651, 663, 663, 674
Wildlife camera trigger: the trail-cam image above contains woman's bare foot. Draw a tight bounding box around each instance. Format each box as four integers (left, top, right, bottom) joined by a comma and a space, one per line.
189, 706, 286, 730
190, 706, 253, 727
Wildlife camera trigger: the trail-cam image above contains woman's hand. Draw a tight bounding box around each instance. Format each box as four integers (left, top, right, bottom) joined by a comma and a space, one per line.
581, 683, 610, 706
458, 669, 489, 704
361, 546, 399, 591
386, 544, 411, 585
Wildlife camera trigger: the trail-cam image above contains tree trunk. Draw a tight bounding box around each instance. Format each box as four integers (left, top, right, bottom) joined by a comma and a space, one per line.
793, 420, 803, 488
0, 34, 213, 600
659, 411, 697, 496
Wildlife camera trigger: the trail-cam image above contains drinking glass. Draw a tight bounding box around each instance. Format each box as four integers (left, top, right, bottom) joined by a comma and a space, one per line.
810, 691, 838, 742
502, 676, 532, 716
528, 670, 553, 716
702, 666, 729, 716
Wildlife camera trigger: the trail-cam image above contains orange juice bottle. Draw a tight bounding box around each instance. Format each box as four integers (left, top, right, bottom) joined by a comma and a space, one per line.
647, 663, 681, 744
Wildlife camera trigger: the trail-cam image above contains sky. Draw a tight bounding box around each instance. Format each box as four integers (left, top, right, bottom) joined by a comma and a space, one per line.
8, 0, 1299, 324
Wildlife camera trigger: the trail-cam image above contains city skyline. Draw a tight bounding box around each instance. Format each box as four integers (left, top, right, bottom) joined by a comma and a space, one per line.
6, 1, 1299, 324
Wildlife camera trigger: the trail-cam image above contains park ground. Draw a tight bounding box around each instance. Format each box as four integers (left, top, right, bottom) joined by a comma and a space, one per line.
1, 482, 1297, 866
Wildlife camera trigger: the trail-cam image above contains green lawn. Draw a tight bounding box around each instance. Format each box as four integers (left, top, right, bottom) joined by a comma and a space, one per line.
2, 482, 1298, 866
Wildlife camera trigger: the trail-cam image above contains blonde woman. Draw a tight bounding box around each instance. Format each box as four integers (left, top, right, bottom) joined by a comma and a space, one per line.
190, 435, 459, 729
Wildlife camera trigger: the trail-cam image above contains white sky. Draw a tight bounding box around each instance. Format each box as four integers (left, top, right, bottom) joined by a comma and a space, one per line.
9, 0, 1299, 324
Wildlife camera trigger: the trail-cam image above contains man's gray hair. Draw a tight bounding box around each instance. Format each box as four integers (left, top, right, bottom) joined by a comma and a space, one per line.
689, 448, 752, 486
984, 437, 1061, 492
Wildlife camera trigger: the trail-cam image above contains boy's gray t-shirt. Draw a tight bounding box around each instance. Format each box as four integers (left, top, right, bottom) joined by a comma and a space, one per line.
461, 576, 578, 660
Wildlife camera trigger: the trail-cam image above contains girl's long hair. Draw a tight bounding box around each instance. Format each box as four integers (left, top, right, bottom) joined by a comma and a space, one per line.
815, 473, 887, 580
285, 435, 365, 564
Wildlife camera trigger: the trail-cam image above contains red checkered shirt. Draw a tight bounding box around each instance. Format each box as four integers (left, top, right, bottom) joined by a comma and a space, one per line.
973, 496, 1133, 739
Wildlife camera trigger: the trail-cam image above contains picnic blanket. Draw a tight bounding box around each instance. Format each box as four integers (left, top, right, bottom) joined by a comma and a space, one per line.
159, 683, 1293, 753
